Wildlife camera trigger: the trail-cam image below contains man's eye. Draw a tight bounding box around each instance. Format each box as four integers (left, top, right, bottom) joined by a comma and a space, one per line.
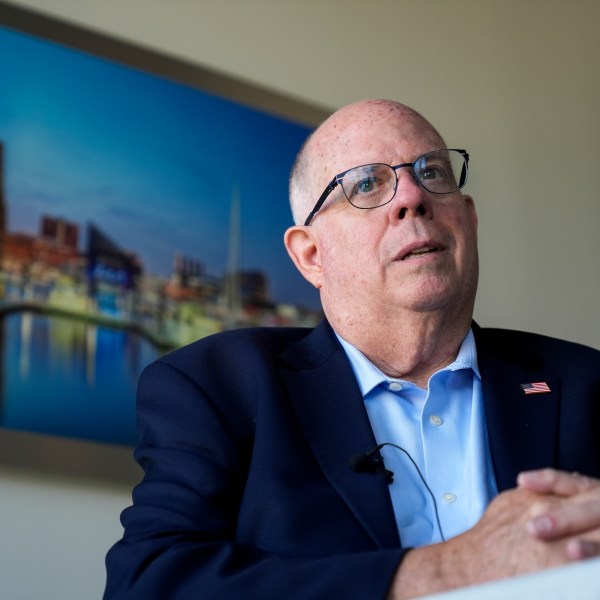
420, 166, 445, 180
356, 176, 378, 194
342, 166, 390, 203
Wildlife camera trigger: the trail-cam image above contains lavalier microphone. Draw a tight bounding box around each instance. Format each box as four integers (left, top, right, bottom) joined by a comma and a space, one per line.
349, 441, 446, 542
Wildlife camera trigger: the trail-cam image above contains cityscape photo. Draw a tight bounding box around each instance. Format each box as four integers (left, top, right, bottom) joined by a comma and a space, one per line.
0, 26, 320, 446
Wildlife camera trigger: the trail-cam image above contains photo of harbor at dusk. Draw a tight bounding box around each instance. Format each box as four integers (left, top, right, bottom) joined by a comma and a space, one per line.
0, 27, 320, 446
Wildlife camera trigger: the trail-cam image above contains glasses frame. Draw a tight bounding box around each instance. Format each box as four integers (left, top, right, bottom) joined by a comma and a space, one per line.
303, 148, 469, 226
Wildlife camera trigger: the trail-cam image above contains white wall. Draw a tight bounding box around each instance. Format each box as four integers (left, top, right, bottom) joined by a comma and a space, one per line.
0, 466, 131, 600
2, 1, 600, 598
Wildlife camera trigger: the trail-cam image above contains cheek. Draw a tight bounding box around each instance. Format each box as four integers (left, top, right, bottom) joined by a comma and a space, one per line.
320, 229, 379, 287
320, 238, 354, 280
453, 220, 479, 278
443, 203, 477, 250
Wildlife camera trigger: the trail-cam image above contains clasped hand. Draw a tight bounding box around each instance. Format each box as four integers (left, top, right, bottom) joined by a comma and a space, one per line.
518, 468, 600, 559
454, 468, 600, 581
389, 469, 600, 598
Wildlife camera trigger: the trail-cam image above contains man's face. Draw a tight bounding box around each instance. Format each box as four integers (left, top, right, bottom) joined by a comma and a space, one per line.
289, 102, 479, 326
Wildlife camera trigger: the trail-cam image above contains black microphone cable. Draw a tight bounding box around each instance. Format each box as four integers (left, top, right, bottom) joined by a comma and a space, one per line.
350, 442, 446, 543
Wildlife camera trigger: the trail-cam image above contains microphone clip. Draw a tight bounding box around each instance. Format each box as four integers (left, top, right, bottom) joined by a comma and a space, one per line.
349, 445, 394, 484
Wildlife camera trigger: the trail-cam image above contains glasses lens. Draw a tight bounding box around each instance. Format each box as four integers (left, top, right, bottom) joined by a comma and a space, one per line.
340, 164, 396, 209
414, 150, 467, 194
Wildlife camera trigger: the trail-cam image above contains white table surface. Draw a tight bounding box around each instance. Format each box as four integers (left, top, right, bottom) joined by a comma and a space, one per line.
423, 557, 600, 599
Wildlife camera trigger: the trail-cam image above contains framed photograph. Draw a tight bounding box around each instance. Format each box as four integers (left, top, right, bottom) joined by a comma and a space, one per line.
0, 2, 327, 480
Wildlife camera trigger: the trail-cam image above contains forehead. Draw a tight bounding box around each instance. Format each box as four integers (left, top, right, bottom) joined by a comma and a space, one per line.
311, 102, 444, 179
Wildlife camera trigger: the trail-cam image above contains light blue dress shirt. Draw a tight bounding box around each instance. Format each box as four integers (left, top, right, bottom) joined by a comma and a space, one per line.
337, 329, 498, 547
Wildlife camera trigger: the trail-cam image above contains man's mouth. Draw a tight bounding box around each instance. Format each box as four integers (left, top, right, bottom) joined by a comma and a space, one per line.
401, 246, 442, 261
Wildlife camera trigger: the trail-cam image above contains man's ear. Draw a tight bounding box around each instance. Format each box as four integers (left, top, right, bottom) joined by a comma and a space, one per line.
284, 226, 323, 289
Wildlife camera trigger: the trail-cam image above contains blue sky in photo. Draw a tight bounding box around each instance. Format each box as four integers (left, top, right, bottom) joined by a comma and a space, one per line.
0, 26, 320, 310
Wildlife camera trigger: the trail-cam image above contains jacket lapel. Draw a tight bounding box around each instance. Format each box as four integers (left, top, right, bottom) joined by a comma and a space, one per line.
474, 325, 561, 492
278, 321, 400, 549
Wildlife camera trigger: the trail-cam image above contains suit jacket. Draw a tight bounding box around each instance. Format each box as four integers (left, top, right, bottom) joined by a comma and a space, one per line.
104, 320, 600, 599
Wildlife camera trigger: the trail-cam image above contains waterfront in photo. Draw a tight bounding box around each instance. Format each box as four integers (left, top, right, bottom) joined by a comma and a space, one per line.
0, 311, 160, 445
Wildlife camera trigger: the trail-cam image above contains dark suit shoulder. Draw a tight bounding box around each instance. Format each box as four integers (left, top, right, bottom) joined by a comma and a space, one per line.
135, 327, 316, 457
474, 325, 600, 371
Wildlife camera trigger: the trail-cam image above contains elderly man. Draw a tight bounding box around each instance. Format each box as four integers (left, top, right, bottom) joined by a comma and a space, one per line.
104, 100, 600, 599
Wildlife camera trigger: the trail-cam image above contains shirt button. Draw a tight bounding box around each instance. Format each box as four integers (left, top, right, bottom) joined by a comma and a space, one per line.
442, 492, 457, 503
388, 382, 403, 391
429, 414, 443, 426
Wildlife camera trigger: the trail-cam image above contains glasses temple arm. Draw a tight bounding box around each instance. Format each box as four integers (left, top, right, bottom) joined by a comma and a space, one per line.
460, 152, 469, 187
303, 179, 338, 226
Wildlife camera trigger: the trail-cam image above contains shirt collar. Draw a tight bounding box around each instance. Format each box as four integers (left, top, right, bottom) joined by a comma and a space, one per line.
335, 328, 480, 398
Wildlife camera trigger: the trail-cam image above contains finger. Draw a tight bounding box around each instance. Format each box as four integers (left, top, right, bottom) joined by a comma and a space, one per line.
566, 538, 600, 560
527, 497, 600, 540
518, 469, 596, 496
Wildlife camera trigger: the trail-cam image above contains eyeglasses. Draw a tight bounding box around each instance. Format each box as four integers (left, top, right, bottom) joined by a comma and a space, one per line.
303, 148, 469, 226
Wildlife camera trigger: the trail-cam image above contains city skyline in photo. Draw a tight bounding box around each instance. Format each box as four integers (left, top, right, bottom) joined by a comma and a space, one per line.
0, 25, 319, 311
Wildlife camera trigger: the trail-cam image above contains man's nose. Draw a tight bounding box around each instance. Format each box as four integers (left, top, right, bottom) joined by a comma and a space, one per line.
388, 171, 432, 222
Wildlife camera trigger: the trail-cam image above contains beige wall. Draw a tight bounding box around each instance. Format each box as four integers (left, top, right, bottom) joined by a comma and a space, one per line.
2, 1, 600, 598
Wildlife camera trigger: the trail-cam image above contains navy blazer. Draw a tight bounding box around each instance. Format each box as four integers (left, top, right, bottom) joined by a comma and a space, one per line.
104, 320, 600, 599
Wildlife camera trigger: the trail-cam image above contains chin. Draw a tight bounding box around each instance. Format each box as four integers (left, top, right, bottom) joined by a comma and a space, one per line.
400, 279, 455, 308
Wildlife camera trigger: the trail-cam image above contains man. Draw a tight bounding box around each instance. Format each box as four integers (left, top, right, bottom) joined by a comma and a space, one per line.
104, 100, 600, 599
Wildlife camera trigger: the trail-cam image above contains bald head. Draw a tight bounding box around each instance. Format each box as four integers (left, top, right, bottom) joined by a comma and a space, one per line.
289, 99, 446, 225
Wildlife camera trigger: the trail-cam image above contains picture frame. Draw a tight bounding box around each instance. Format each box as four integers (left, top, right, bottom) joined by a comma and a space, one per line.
0, 1, 328, 483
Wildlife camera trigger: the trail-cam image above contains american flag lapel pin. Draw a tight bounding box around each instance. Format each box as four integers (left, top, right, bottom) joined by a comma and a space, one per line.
520, 382, 551, 395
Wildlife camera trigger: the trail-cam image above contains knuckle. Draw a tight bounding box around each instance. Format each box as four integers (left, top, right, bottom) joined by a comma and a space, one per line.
541, 468, 559, 483
529, 499, 555, 517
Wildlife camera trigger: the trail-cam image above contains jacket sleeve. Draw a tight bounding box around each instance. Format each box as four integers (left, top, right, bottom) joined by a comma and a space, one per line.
103, 357, 407, 600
